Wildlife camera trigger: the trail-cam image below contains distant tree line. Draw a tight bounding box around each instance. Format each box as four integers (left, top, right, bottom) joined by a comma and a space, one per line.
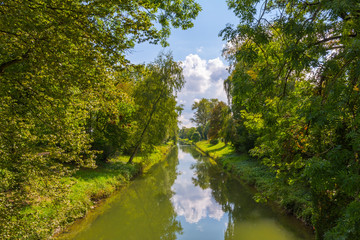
179, 98, 232, 145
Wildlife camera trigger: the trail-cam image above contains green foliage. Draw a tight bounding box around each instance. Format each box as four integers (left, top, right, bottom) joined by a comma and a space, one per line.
127, 52, 184, 163
325, 201, 360, 240
0, 0, 200, 238
191, 98, 218, 140
208, 101, 228, 140
191, 132, 201, 142
222, 0, 360, 238
2, 145, 170, 240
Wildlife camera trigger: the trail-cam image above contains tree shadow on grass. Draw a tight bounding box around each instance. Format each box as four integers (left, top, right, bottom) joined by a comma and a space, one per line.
207, 145, 227, 153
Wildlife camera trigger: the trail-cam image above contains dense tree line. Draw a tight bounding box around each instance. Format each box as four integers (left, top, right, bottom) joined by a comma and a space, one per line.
0, 0, 200, 238
183, 0, 360, 238
218, 0, 359, 239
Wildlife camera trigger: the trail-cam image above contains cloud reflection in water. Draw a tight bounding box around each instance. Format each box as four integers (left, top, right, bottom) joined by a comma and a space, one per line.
171, 153, 224, 224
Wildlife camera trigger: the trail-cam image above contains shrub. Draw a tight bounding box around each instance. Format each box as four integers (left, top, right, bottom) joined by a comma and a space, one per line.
191, 132, 201, 142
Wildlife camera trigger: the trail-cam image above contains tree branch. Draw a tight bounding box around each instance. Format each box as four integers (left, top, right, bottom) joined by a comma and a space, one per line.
304, 1, 320, 7
314, 34, 357, 46
0, 30, 21, 37
0, 50, 30, 74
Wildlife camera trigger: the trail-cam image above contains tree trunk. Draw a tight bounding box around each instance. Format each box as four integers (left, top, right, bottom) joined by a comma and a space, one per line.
127, 93, 163, 164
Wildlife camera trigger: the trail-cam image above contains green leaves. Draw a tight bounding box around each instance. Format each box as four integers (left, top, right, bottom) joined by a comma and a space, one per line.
224, 0, 360, 238
0, 0, 200, 238
127, 52, 184, 163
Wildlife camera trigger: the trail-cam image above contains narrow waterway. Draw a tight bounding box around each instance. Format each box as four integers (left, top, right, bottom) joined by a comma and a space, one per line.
59, 145, 314, 240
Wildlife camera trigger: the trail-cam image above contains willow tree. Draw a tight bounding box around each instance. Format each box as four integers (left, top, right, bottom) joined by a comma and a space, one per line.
222, 0, 360, 239
128, 53, 184, 164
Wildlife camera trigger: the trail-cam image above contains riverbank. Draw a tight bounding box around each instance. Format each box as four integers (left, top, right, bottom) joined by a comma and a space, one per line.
50, 145, 315, 240
192, 140, 313, 226
18, 145, 173, 240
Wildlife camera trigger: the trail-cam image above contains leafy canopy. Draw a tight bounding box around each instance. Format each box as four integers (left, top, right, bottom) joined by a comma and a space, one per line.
222, 0, 360, 239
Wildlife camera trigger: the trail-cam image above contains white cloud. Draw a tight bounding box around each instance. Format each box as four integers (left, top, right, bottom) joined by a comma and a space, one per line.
177, 54, 229, 128
196, 46, 204, 53
181, 54, 211, 93
208, 58, 228, 82
171, 173, 224, 223
178, 99, 186, 104
178, 114, 193, 128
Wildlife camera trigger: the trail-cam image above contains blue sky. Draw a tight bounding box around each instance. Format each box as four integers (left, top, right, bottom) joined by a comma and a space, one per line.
126, 1, 239, 128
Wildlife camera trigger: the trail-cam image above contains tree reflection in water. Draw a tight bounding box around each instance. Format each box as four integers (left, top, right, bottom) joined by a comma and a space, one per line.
72, 147, 183, 240
64, 145, 313, 240
179, 145, 314, 240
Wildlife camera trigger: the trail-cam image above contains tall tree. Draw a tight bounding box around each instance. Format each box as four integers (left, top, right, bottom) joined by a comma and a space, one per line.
128, 52, 184, 164
222, 0, 360, 239
208, 101, 228, 140
191, 98, 218, 140
0, 1, 200, 238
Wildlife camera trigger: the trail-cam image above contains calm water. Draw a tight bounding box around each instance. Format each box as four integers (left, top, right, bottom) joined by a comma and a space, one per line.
59, 145, 314, 240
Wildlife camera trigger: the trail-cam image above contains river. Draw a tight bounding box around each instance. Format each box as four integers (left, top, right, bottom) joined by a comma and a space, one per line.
58, 145, 314, 240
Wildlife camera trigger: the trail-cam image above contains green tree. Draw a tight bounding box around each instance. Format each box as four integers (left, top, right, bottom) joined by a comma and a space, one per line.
128, 52, 184, 164
0, 1, 200, 238
191, 98, 218, 140
222, 0, 360, 239
179, 127, 189, 139
208, 101, 228, 140
191, 132, 201, 142
89, 74, 137, 160
187, 127, 197, 140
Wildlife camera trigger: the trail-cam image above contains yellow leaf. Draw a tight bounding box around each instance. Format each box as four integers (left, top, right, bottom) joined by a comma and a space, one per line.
246, 70, 257, 80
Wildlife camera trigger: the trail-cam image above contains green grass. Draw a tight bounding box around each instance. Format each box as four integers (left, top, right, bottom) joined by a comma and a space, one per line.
18, 145, 173, 239
195, 140, 313, 225
112, 145, 171, 172
195, 141, 234, 158
178, 138, 193, 145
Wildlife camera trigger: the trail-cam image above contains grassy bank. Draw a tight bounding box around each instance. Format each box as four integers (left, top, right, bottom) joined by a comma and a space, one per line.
178, 138, 193, 145
17, 145, 173, 239
194, 140, 313, 225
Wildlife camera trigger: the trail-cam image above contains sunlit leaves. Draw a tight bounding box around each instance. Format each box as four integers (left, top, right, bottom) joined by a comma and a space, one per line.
128, 52, 184, 163
0, 0, 200, 238
223, 0, 360, 238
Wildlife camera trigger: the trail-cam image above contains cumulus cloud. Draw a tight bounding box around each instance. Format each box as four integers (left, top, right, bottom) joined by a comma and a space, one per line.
181, 54, 211, 93
208, 58, 228, 82
177, 54, 229, 128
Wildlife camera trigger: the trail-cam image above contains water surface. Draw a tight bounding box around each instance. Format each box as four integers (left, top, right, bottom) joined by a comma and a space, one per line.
59, 145, 314, 240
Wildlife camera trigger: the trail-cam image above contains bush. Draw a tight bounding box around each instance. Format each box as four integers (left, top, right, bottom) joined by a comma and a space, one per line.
191, 132, 201, 142
209, 139, 219, 145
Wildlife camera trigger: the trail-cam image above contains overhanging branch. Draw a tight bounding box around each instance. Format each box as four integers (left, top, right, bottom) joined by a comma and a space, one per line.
0, 50, 30, 74
314, 33, 357, 46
